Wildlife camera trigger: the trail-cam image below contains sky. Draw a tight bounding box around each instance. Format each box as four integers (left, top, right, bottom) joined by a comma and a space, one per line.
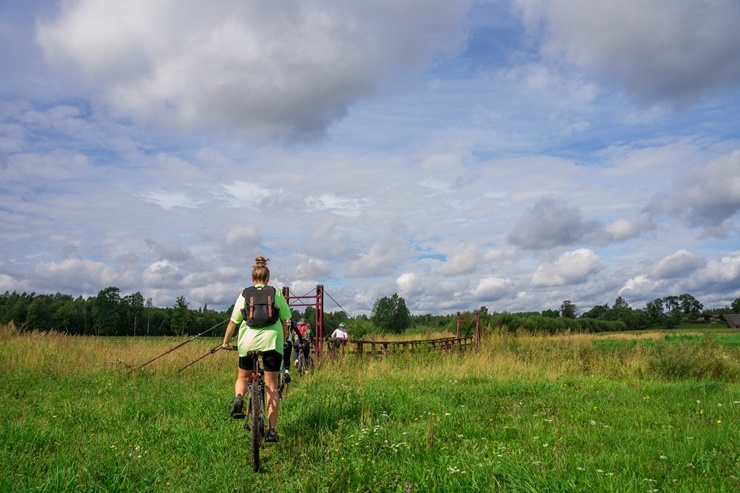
1, 0, 740, 317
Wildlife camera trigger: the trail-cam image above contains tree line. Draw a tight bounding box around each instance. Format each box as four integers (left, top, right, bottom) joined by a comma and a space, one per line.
2, 287, 738, 337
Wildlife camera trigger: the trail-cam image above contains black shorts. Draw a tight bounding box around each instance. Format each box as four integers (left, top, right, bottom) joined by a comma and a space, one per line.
238, 350, 282, 372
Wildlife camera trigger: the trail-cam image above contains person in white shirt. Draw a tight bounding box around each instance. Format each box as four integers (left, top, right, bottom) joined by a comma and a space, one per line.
330, 322, 348, 351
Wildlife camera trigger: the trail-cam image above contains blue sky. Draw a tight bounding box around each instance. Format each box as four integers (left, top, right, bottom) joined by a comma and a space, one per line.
1, 0, 739, 316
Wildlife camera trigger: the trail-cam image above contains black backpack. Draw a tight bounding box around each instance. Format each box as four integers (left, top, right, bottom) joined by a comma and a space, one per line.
240, 286, 280, 327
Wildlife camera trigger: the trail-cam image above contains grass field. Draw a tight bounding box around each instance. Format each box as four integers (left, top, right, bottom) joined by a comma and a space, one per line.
1, 326, 739, 492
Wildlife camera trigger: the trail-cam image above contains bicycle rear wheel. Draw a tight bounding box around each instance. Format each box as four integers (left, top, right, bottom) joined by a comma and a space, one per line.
297, 352, 307, 376
250, 381, 262, 471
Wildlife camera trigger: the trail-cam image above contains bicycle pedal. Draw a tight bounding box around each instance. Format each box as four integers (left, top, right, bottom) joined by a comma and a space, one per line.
231, 412, 246, 419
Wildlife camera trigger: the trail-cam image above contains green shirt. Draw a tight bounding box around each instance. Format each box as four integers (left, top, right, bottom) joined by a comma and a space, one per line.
230, 284, 291, 357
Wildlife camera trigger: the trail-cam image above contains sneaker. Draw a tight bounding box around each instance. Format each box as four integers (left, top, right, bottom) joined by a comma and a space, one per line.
265, 429, 279, 442
283, 370, 291, 383
294, 359, 299, 366
230, 395, 244, 419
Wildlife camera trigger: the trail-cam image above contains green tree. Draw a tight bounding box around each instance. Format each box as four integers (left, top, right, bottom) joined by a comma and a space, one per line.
371, 293, 410, 333
733, 297, 740, 314
645, 298, 664, 323
581, 304, 608, 319
560, 300, 577, 319
92, 287, 122, 336
122, 292, 145, 336
613, 296, 630, 310
26, 296, 52, 330
663, 296, 680, 316
541, 309, 560, 318
170, 296, 191, 336
678, 293, 703, 318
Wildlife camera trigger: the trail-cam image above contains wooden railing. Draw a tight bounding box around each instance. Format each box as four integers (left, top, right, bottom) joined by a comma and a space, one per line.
317, 335, 476, 357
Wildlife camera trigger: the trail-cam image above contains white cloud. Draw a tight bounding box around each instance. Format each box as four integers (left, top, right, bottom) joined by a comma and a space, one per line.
223, 181, 271, 208
33, 258, 136, 292
601, 218, 655, 243
471, 276, 512, 302
689, 252, 740, 290
518, 0, 740, 104
142, 260, 182, 287
36, 0, 470, 139
396, 272, 423, 298
532, 249, 601, 287
618, 275, 659, 300
508, 196, 598, 249
437, 243, 479, 275
652, 150, 740, 232
653, 249, 704, 279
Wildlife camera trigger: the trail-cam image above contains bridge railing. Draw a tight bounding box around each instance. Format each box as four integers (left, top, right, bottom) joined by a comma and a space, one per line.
317, 335, 476, 357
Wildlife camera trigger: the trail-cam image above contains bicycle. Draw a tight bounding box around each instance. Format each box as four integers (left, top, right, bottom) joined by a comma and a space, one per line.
229, 346, 291, 471
295, 341, 309, 376
228, 349, 265, 471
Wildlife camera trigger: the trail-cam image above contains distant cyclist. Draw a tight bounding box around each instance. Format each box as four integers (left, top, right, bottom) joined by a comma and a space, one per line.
293, 318, 312, 365
222, 256, 291, 443
331, 322, 348, 350
283, 318, 306, 382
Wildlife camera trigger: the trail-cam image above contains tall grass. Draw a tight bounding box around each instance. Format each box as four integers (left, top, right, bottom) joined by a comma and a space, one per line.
1, 325, 739, 492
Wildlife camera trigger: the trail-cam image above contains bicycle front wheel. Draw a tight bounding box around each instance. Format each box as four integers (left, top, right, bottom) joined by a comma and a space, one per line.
250, 382, 262, 472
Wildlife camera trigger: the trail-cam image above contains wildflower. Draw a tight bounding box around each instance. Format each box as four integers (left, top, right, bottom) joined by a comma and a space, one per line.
660, 455, 667, 460
717, 419, 722, 425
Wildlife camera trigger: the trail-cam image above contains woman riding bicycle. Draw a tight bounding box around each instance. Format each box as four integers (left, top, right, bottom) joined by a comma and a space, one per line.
222, 256, 291, 443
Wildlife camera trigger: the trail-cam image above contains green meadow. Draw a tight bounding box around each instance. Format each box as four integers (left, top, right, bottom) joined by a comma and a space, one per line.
1, 326, 739, 492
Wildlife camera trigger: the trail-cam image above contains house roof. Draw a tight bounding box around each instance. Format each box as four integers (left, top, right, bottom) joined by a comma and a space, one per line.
725, 314, 740, 328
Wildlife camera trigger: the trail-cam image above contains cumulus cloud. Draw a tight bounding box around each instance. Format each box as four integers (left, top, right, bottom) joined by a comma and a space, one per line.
653, 249, 704, 279
531, 248, 601, 287
291, 255, 331, 281
143, 260, 182, 287
618, 274, 659, 300
471, 276, 512, 301
688, 252, 740, 291
508, 196, 598, 249
649, 151, 740, 233
36, 0, 470, 139
396, 272, 423, 298
437, 243, 479, 275
33, 258, 135, 292
348, 239, 404, 277
517, 0, 740, 104
224, 226, 261, 249
595, 218, 656, 243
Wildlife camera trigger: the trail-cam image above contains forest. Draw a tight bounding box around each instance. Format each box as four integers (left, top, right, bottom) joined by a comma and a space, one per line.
1, 287, 739, 337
